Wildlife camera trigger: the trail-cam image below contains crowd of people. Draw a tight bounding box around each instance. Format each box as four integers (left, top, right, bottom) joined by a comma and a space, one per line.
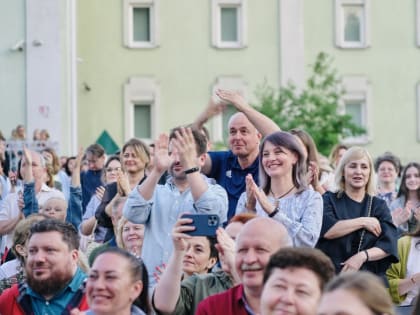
0, 89, 419, 315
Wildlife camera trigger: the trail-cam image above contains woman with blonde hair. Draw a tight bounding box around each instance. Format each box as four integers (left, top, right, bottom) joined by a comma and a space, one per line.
316, 147, 398, 278
318, 271, 395, 315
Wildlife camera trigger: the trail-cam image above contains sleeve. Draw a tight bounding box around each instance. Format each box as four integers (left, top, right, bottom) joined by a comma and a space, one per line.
207, 151, 226, 180
195, 297, 212, 315
372, 198, 399, 262
153, 279, 195, 315
22, 181, 39, 217
319, 192, 339, 237
95, 183, 117, 228
122, 186, 153, 224
271, 190, 323, 247
235, 192, 248, 215
193, 183, 228, 224
386, 236, 410, 304
67, 186, 83, 229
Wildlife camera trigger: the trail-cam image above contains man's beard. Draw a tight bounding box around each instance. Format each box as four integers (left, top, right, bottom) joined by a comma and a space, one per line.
26, 265, 74, 297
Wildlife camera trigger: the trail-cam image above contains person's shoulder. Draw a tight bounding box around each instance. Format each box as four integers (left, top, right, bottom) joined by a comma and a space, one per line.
0, 283, 19, 301
208, 150, 232, 159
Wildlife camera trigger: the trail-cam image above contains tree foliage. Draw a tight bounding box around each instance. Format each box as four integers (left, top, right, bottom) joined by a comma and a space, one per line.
254, 52, 365, 156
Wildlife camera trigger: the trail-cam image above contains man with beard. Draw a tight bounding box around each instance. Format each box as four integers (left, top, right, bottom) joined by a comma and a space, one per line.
0, 219, 88, 314
123, 127, 228, 289
193, 90, 280, 220
195, 217, 291, 315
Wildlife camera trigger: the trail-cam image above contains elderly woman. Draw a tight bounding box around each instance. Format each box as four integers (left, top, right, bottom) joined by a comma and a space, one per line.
316, 147, 398, 278
235, 131, 323, 247
317, 271, 396, 315
84, 247, 150, 315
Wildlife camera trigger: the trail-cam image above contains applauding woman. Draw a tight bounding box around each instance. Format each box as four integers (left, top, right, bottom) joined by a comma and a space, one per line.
316, 147, 398, 278
235, 131, 323, 247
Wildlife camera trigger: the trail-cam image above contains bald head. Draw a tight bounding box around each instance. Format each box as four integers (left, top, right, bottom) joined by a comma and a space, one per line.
235, 217, 292, 293
237, 217, 291, 249
227, 113, 261, 159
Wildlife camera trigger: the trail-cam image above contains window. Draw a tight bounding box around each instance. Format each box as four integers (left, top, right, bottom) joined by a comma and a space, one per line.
134, 104, 152, 139
212, 0, 247, 48
124, 77, 159, 141
335, 0, 370, 48
211, 76, 248, 143
341, 76, 372, 144
123, 0, 159, 48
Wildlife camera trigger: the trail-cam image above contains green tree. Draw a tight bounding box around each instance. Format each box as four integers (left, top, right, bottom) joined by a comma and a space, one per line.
254, 52, 365, 156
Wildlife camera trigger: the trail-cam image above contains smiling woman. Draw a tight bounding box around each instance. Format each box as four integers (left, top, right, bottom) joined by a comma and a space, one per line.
235, 131, 323, 247
84, 247, 149, 315
316, 147, 398, 278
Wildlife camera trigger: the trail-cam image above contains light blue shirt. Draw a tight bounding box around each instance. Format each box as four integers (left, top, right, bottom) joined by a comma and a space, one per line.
123, 176, 228, 289
236, 189, 323, 247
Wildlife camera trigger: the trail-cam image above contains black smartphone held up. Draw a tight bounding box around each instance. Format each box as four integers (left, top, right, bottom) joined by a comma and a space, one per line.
181, 214, 220, 237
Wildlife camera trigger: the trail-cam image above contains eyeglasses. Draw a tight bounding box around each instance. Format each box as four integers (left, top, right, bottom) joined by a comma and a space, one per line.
106, 167, 122, 173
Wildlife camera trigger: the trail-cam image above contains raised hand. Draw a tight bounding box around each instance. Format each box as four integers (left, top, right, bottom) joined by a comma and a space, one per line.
245, 174, 257, 211
153, 133, 172, 173
171, 216, 194, 252
171, 127, 198, 170
391, 207, 411, 226
116, 170, 130, 196
95, 186, 106, 201
215, 227, 236, 276
216, 89, 248, 111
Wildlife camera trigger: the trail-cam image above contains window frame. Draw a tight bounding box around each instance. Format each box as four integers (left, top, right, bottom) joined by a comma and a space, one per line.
417, 0, 420, 46
211, 0, 247, 49
417, 82, 420, 141
334, 0, 371, 49
341, 76, 372, 145
123, 0, 159, 49
124, 77, 160, 142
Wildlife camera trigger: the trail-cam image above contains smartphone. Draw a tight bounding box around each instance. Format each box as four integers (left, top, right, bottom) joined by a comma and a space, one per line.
181, 214, 220, 237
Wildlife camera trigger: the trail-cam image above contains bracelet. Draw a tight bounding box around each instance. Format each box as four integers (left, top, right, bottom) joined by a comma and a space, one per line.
269, 208, 279, 218
411, 277, 416, 285
363, 250, 369, 262
184, 167, 199, 174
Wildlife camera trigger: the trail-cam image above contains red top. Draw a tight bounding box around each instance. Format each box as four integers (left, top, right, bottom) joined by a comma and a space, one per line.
195, 284, 252, 315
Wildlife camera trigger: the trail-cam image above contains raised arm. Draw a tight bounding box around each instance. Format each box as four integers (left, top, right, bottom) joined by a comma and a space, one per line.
171, 127, 208, 201
216, 89, 280, 137
67, 148, 84, 229
153, 217, 194, 314
137, 134, 172, 200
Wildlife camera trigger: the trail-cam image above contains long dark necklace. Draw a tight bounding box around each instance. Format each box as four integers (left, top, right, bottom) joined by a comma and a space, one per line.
270, 185, 295, 208
270, 185, 295, 199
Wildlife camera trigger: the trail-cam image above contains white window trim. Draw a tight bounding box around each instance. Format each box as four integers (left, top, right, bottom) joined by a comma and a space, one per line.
417, 0, 420, 46
334, 0, 371, 49
211, 76, 248, 142
417, 82, 420, 141
123, 0, 159, 49
211, 0, 247, 49
124, 77, 159, 142
340, 76, 372, 145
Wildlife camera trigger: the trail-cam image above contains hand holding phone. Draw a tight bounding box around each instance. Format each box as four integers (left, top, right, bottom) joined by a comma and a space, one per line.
180, 214, 220, 237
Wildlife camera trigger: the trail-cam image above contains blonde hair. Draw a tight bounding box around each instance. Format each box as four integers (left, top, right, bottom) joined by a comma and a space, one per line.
116, 216, 129, 249
334, 146, 376, 195
324, 271, 395, 315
